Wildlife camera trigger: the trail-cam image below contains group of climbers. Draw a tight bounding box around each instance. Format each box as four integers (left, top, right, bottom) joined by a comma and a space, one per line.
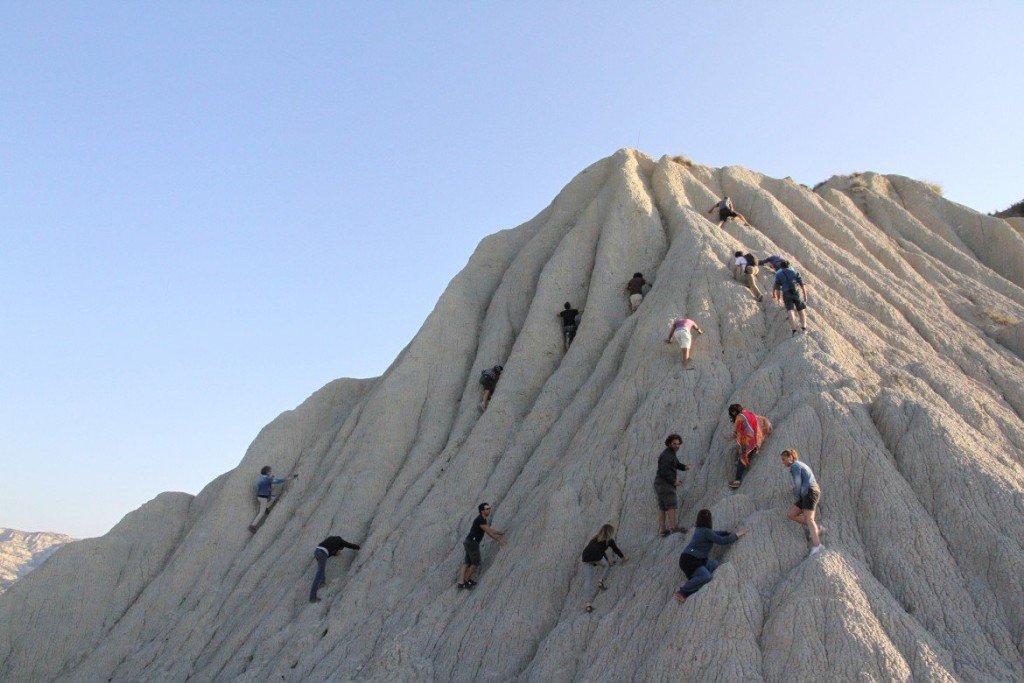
241, 193, 823, 611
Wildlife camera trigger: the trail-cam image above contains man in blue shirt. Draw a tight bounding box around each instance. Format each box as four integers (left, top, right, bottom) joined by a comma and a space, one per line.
248, 466, 296, 532
781, 449, 823, 555
772, 260, 810, 335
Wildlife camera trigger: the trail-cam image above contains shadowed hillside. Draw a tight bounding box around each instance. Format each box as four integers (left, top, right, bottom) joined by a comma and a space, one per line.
2, 149, 1023, 682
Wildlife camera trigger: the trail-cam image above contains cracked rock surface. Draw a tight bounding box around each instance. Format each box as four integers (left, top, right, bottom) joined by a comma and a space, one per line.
1, 150, 1023, 681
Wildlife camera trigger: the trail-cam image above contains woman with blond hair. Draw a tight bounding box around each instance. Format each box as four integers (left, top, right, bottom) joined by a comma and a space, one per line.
580, 524, 627, 613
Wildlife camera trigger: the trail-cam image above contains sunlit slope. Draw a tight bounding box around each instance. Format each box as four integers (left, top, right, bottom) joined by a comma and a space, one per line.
2, 149, 1023, 682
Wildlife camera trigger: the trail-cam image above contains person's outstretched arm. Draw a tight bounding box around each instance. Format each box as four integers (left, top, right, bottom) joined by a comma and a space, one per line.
481, 523, 506, 545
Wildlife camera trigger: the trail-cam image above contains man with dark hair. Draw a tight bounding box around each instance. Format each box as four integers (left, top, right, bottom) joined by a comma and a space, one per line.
457, 502, 506, 589
625, 273, 647, 313
479, 365, 504, 411
309, 535, 361, 603
557, 302, 582, 351
654, 435, 689, 537
248, 466, 296, 532
772, 260, 810, 334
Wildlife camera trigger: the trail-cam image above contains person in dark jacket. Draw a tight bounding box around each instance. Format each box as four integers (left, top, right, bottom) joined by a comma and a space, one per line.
309, 535, 361, 603
580, 524, 628, 613
673, 509, 745, 602
654, 434, 690, 537
479, 365, 504, 412
248, 466, 296, 532
557, 302, 582, 351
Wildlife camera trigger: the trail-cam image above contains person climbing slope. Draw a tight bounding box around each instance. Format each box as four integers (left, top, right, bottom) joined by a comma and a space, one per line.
248, 466, 297, 532
654, 434, 689, 537
309, 535, 361, 603
557, 302, 582, 351
772, 260, 810, 334
457, 502, 506, 589
726, 404, 773, 489
625, 273, 647, 313
707, 196, 749, 228
580, 524, 627, 613
731, 251, 747, 281
664, 316, 704, 368
739, 253, 764, 301
758, 254, 785, 273
479, 365, 503, 411
781, 449, 823, 555
673, 509, 745, 602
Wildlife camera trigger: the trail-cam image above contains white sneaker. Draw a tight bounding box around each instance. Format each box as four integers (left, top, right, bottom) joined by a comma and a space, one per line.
809, 545, 824, 556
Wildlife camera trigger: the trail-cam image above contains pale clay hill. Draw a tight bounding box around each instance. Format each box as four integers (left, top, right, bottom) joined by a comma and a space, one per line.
1, 149, 1023, 682
0, 529, 73, 594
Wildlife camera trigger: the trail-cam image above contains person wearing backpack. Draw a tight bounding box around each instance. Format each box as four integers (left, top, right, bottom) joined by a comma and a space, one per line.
479, 365, 503, 411
739, 253, 764, 301
772, 260, 809, 334
725, 404, 773, 489
557, 302, 582, 351
248, 466, 297, 532
673, 509, 745, 602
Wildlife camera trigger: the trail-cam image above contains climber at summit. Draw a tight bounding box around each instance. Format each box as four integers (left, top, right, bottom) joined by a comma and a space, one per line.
309, 535, 361, 603
248, 466, 297, 532
557, 302, 582, 351
580, 524, 627, 613
673, 509, 745, 602
664, 316, 705, 368
625, 273, 648, 313
726, 404, 773, 489
781, 449, 823, 556
458, 502, 506, 589
708, 196, 749, 228
654, 434, 689, 537
772, 260, 810, 334
731, 252, 764, 302
479, 365, 503, 411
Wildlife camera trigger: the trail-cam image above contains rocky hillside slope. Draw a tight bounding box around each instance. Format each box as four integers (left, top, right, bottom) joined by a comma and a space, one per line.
1, 149, 1023, 682
0, 529, 73, 593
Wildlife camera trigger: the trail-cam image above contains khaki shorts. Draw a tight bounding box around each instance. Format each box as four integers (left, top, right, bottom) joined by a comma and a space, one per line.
672, 328, 692, 350
629, 293, 643, 310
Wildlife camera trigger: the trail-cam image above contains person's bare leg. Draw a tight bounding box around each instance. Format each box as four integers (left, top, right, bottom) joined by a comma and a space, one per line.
682, 348, 691, 368
787, 505, 805, 525
667, 508, 677, 531
480, 389, 491, 411
658, 510, 666, 534
798, 309, 808, 330
459, 564, 471, 584
805, 509, 821, 546
787, 311, 799, 332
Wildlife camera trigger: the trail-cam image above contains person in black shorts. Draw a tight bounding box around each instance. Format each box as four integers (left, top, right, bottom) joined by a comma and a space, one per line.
557, 302, 582, 351
479, 365, 503, 411
457, 502, 506, 589
772, 260, 810, 334
707, 196, 749, 228
654, 434, 690, 537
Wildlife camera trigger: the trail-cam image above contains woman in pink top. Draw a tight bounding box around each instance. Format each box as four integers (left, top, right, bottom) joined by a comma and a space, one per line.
664, 317, 704, 368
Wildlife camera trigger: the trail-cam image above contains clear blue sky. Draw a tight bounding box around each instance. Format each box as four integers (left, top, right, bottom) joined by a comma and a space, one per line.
2, 3, 1020, 538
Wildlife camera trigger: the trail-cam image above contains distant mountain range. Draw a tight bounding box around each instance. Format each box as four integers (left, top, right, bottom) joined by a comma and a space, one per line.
0, 528, 74, 593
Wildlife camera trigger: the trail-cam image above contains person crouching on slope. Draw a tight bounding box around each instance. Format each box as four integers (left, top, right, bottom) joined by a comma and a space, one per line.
708, 196, 749, 228
580, 524, 627, 613
654, 434, 689, 537
458, 502, 506, 589
664, 316, 704, 369
248, 466, 296, 532
674, 509, 745, 602
781, 449, 824, 556
309, 535, 360, 603
479, 365, 503, 411
625, 273, 647, 313
726, 404, 773, 489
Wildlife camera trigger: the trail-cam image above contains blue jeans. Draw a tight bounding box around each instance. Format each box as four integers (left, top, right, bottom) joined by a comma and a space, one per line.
310, 548, 328, 600
678, 557, 719, 597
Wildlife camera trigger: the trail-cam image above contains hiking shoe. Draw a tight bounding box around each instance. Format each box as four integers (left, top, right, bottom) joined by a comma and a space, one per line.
466, 579, 477, 587
456, 583, 465, 590
464, 582, 476, 590
247, 525, 257, 533
809, 545, 824, 556
673, 591, 687, 603
660, 530, 671, 538
309, 597, 321, 603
